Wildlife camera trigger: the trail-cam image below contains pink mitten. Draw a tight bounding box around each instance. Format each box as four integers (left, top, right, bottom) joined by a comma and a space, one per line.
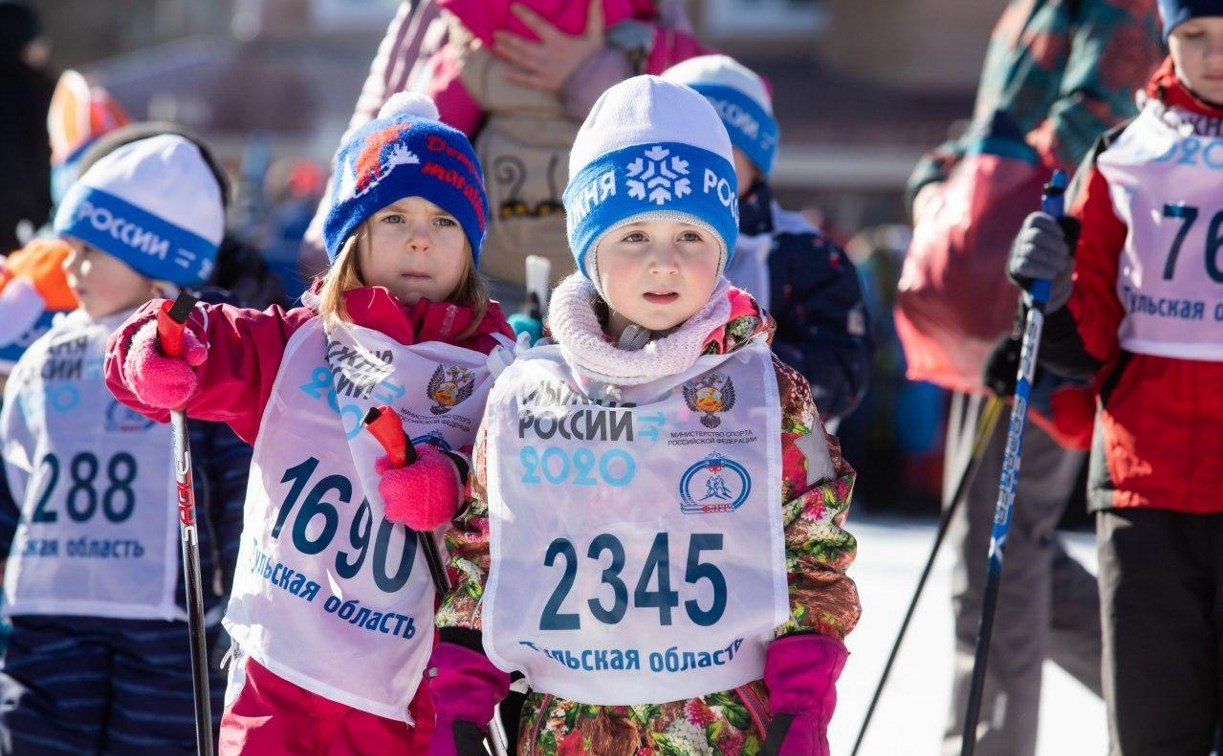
426, 642, 510, 756
376, 445, 462, 530
123, 317, 207, 409
762, 633, 848, 756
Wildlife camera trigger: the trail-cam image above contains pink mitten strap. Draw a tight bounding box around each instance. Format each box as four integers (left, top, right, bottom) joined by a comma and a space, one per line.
426, 641, 510, 756
762, 633, 848, 756
123, 317, 206, 409
376, 444, 462, 531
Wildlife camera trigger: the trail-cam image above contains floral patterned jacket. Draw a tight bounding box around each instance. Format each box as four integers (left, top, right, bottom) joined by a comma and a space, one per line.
436, 287, 860, 755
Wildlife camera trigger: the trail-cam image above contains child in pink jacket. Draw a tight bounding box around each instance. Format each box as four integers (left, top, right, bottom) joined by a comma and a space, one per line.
104, 93, 514, 754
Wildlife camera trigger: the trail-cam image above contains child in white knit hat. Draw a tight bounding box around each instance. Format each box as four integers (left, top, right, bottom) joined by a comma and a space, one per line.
0, 133, 247, 752
427, 75, 860, 755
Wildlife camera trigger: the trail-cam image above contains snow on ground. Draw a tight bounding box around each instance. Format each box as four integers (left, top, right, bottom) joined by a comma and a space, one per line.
829, 514, 1105, 756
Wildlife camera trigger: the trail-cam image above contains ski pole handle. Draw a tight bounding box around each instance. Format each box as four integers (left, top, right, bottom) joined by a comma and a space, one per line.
362, 405, 418, 468
1041, 170, 1067, 219
156, 291, 199, 359
361, 406, 450, 595
1028, 170, 1069, 308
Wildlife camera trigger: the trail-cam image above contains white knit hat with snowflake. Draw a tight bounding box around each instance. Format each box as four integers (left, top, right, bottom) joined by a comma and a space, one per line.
562, 75, 739, 286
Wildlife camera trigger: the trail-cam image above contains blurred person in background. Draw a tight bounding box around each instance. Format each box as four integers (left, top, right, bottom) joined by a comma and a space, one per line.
841, 224, 947, 513
0, 1, 54, 253
662, 54, 873, 431
300, 0, 711, 301
0, 70, 130, 385
255, 157, 326, 302
896, 1, 1164, 754
0, 129, 249, 755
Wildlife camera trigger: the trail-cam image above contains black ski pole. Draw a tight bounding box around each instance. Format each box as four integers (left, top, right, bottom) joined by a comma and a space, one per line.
960, 170, 1068, 756
850, 394, 1004, 756
157, 291, 214, 756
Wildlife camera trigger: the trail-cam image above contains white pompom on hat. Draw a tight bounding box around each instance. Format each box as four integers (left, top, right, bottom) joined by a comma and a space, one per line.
378, 91, 441, 121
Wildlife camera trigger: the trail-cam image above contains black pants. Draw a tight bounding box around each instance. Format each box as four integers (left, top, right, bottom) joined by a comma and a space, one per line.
1098, 508, 1223, 755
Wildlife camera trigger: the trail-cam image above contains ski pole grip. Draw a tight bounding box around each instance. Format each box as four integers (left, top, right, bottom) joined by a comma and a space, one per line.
1030, 169, 1070, 307
362, 405, 417, 468
156, 292, 199, 359
1041, 169, 1067, 220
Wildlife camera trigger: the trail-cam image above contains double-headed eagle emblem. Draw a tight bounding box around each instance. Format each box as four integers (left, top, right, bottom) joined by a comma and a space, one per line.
682, 373, 736, 428
427, 364, 476, 415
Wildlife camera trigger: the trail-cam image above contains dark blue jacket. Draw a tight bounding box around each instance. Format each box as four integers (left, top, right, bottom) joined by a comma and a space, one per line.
733, 180, 873, 423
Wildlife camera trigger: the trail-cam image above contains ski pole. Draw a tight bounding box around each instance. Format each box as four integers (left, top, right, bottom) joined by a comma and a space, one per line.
361, 405, 450, 595
960, 170, 1068, 756
156, 291, 214, 756
850, 393, 1004, 756
362, 407, 510, 756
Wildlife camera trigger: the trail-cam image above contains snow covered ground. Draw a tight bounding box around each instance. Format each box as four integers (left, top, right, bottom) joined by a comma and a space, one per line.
829, 514, 1105, 756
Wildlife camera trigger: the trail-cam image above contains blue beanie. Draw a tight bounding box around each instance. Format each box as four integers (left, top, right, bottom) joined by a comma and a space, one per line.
563, 76, 739, 283
662, 55, 779, 176
54, 134, 223, 286
323, 93, 489, 264
1158, 0, 1223, 39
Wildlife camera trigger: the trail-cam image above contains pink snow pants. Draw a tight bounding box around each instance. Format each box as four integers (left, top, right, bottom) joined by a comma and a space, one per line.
219, 657, 435, 754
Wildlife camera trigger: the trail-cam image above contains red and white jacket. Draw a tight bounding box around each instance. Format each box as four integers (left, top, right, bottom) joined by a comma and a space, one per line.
1040, 59, 1223, 514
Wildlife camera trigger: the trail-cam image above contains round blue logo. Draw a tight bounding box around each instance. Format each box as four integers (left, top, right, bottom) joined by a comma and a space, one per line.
678, 452, 751, 515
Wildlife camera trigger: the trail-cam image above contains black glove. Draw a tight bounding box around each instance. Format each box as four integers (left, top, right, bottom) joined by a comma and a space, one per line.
983, 332, 1022, 398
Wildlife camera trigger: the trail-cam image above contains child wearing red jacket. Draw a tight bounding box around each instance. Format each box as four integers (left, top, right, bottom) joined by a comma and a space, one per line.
1008, 2, 1223, 751
104, 93, 513, 754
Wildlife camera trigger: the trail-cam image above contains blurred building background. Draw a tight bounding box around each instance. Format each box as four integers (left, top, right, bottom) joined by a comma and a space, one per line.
24, 0, 1017, 511
26, 0, 1006, 228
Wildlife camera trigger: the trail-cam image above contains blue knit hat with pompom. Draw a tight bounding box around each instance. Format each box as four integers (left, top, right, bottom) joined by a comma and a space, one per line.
323, 92, 489, 264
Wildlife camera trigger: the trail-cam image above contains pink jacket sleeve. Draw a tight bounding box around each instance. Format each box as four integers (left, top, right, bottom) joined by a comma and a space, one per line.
642, 24, 713, 75
105, 300, 317, 445
420, 44, 485, 135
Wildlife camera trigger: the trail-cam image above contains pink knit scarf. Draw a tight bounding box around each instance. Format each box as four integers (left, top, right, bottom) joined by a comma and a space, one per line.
546, 273, 731, 386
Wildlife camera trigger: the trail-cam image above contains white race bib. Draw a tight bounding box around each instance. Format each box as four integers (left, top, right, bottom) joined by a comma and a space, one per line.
2, 311, 180, 620
223, 319, 494, 722
1097, 100, 1223, 360
482, 341, 788, 705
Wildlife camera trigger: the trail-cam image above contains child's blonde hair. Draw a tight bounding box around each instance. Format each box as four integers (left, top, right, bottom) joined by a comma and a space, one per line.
316, 223, 490, 341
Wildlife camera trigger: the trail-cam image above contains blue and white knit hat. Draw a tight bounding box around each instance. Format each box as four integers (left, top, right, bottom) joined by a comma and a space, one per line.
563, 75, 739, 283
1158, 0, 1223, 39
54, 134, 223, 286
662, 55, 779, 177
323, 92, 488, 264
